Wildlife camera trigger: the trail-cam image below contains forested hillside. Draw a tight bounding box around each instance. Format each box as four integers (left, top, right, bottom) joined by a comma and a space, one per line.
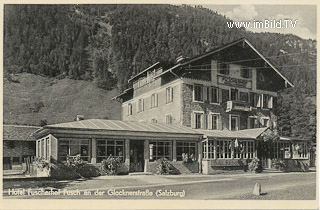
4, 4, 316, 93
3, 4, 317, 134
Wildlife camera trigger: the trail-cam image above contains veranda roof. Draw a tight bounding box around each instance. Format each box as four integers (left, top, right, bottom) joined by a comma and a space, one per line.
34, 119, 268, 140
196, 127, 268, 140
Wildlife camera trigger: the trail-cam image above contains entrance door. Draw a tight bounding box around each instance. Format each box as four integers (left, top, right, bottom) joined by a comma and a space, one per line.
130, 140, 144, 172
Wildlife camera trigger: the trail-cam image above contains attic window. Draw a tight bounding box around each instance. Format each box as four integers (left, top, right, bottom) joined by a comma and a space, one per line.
218, 62, 229, 75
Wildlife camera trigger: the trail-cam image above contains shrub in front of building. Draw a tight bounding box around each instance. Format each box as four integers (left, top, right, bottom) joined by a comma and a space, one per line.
271, 158, 287, 171
248, 157, 263, 173
50, 155, 100, 180
156, 158, 172, 175
99, 155, 122, 175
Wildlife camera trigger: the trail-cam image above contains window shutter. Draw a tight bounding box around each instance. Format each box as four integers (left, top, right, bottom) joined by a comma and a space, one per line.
218, 89, 223, 103
208, 114, 212, 130
155, 94, 158, 107
171, 87, 173, 102
269, 96, 273, 109
203, 86, 208, 102
142, 99, 144, 111
191, 113, 195, 128
202, 114, 206, 129
256, 95, 261, 107
208, 87, 212, 103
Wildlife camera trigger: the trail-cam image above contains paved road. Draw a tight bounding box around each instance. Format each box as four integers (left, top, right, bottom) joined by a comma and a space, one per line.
3, 172, 316, 200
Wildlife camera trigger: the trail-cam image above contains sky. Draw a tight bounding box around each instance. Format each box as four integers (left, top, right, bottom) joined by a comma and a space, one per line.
202, 5, 316, 40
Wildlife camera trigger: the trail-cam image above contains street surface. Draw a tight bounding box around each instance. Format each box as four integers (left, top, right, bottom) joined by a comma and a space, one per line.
3, 171, 317, 200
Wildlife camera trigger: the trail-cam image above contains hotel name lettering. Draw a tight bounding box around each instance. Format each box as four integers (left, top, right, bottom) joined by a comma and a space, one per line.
218, 75, 252, 89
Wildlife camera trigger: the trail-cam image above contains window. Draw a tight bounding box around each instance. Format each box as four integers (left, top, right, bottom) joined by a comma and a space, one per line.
203, 140, 214, 159
149, 141, 172, 161
262, 94, 273, 109
230, 115, 239, 131
97, 140, 124, 163
234, 140, 254, 159
247, 117, 256, 129
209, 114, 219, 130
223, 140, 232, 158
128, 103, 133, 116
210, 87, 219, 103
241, 66, 252, 79
221, 89, 230, 103
292, 142, 308, 159
194, 84, 203, 102
240, 92, 249, 102
271, 142, 291, 159
250, 93, 262, 107
218, 62, 229, 75
165, 114, 173, 124
261, 118, 270, 127
58, 139, 90, 161
151, 93, 158, 108
194, 112, 203, 129
230, 89, 238, 101
138, 98, 144, 112
216, 140, 224, 158
176, 141, 197, 161
166, 87, 173, 103
151, 118, 157, 123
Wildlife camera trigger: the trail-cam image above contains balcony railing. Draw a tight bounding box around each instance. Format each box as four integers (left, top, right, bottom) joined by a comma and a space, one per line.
226, 100, 251, 112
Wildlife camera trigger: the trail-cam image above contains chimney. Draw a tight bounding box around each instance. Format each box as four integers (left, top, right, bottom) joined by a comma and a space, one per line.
76, 115, 84, 121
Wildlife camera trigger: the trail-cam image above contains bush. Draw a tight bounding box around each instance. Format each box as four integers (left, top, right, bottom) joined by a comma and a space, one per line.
51, 155, 100, 180
33, 157, 51, 170
156, 158, 172, 175
248, 158, 263, 173
99, 155, 122, 175
272, 158, 286, 171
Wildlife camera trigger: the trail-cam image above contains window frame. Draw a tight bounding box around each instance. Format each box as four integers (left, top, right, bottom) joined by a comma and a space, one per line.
217, 62, 230, 75
210, 86, 219, 104
150, 93, 158, 108
149, 141, 173, 161
165, 114, 173, 124
138, 98, 144, 112
58, 138, 90, 162
209, 113, 220, 130
240, 66, 252, 79
194, 111, 204, 129
166, 87, 173, 104
96, 139, 125, 163
128, 103, 133, 116
176, 141, 197, 161
229, 115, 240, 131
193, 84, 204, 102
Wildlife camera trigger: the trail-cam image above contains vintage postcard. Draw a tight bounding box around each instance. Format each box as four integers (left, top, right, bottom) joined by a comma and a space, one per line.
1, 1, 318, 209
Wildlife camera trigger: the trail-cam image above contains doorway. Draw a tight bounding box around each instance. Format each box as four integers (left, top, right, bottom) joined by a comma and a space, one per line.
130, 140, 144, 172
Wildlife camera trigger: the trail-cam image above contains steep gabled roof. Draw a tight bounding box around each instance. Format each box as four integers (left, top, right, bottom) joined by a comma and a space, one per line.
156, 38, 293, 87
3, 125, 41, 141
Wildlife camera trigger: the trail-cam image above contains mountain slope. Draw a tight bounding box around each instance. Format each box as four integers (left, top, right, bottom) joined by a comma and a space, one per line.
4, 73, 121, 126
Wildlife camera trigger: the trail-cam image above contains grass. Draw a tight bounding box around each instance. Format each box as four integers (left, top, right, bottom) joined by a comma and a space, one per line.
3, 73, 121, 126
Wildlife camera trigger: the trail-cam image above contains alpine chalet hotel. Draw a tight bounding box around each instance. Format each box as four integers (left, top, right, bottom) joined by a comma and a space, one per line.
34, 38, 311, 174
